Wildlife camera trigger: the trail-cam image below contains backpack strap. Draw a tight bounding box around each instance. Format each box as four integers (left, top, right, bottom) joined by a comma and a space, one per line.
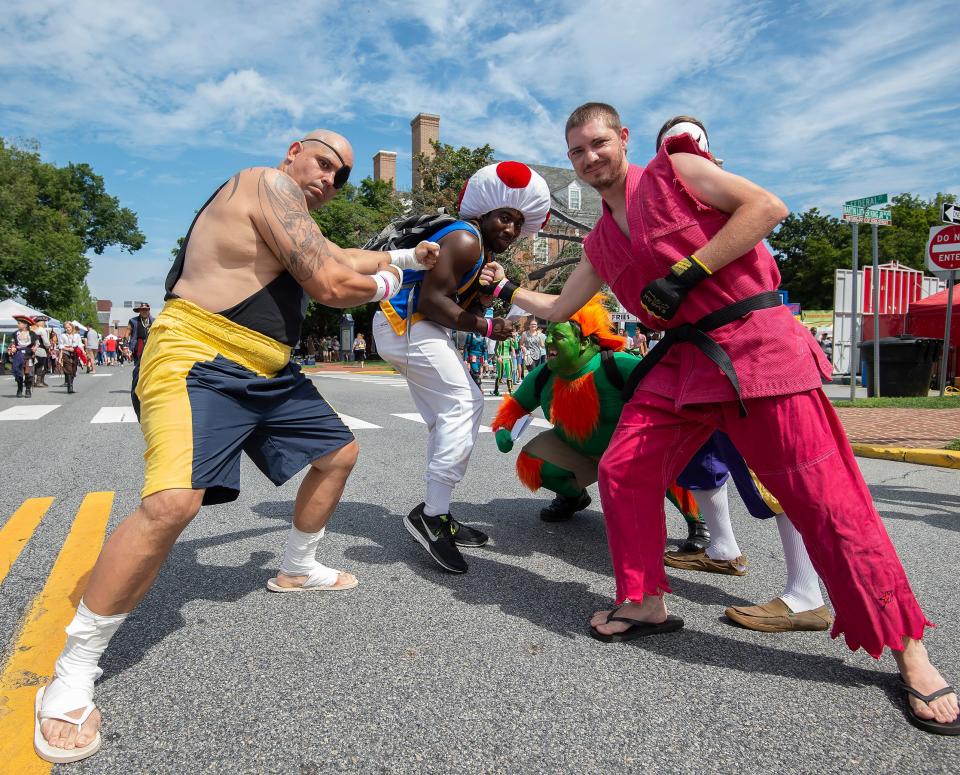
600, 349, 624, 391
533, 365, 553, 403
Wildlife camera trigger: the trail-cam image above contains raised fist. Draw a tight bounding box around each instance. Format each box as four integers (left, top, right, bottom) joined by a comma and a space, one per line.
414, 240, 441, 270
488, 317, 514, 341
479, 261, 506, 289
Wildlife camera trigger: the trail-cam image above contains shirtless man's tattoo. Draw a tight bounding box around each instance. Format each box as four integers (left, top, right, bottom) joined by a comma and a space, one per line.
257, 171, 331, 281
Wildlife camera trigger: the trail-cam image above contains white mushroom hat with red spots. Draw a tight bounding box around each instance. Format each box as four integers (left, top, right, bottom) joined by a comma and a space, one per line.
456, 161, 551, 237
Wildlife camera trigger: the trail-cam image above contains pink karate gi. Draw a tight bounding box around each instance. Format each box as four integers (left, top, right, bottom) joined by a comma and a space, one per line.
586, 135, 931, 657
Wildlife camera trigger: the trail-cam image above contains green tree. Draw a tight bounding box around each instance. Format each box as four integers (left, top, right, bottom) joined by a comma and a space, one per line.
0, 138, 145, 317
768, 193, 957, 309
410, 140, 495, 214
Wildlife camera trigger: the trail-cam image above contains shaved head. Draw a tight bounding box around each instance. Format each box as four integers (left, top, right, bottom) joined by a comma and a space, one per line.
279, 128, 355, 209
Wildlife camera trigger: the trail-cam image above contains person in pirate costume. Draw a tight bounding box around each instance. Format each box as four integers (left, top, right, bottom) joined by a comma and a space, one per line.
11, 315, 38, 398
59, 321, 84, 394
490, 294, 702, 530
127, 303, 154, 364
372, 161, 551, 574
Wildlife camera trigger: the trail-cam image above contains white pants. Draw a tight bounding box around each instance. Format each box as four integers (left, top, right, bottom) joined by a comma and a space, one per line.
373, 312, 483, 493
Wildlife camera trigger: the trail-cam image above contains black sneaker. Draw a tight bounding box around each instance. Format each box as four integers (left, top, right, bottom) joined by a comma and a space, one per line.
540, 490, 591, 522
404, 504, 467, 573
449, 517, 488, 548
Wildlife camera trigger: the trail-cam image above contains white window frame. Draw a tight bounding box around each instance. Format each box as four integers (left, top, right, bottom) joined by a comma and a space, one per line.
567, 181, 582, 211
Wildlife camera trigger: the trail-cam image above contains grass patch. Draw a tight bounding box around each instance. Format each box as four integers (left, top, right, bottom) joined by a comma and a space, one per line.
831, 396, 960, 409
947, 439, 960, 451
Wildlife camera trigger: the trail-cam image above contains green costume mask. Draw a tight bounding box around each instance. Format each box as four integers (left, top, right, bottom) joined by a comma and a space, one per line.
544, 321, 599, 377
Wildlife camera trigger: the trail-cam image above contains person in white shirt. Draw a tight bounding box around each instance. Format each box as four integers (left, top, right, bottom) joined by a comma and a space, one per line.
85, 327, 100, 374
60, 321, 84, 394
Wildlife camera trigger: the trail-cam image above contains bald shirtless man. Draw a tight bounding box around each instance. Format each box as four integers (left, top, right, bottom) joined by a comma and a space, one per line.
34, 131, 440, 764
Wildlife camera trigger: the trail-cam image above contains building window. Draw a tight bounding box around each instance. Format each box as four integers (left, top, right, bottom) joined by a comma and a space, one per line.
533, 236, 549, 263
567, 182, 582, 211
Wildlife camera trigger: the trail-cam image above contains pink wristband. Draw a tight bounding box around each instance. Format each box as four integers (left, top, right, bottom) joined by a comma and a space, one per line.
492, 277, 508, 298
485, 318, 493, 337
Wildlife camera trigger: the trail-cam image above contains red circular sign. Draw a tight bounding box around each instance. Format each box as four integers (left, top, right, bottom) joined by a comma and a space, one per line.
928, 224, 960, 271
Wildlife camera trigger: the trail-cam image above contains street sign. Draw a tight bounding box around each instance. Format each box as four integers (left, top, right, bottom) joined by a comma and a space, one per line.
844, 193, 888, 209
942, 202, 960, 225
842, 205, 891, 225
926, 224, 960, 274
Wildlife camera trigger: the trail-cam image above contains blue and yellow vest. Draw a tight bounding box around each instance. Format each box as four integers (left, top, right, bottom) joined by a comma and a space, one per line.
379, 221, 486, 336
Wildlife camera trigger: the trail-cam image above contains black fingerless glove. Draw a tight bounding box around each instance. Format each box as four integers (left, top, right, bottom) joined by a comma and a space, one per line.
640, 255, 711, 321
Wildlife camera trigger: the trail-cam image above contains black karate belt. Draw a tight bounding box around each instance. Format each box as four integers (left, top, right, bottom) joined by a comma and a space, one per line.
622, 291, 783, 417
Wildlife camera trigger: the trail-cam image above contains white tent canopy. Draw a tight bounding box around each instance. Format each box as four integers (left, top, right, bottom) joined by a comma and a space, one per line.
0, 298, 46, 333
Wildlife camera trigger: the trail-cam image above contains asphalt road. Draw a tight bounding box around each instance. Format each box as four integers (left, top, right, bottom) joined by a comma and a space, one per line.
0, 366, 957, 774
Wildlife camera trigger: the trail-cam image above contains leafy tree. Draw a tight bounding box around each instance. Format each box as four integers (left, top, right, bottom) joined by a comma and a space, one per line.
0, 138, 144, 316
410, 140, 495, 214
768, 194, 957, 309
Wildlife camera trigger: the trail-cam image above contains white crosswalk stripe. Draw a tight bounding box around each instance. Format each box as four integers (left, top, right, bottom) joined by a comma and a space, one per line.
90, 406, 138, 423
312, 373, 407, 387
338, 413, 382, 430
392, 412, 493, 433
0, 404, 60, 421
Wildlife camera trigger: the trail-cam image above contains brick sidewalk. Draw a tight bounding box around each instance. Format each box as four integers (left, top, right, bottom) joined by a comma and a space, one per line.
835, 408, 960, 449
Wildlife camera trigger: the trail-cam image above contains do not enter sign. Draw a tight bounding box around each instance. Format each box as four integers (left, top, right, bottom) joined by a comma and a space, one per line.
927, 224, 960, 274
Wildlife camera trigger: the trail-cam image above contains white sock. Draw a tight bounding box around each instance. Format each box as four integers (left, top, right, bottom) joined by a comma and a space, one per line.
280, 524, 326, 576
424, 480, 454, 517
46, 600, 128, 714
696, 483, 743, 561
776, 514, 824, 613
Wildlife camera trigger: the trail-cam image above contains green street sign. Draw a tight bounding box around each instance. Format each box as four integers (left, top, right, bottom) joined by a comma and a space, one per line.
844, 193, 888, 209
842, 206, 891, 225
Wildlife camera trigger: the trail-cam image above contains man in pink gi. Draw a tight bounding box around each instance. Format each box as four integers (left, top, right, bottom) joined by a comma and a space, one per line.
481, 102, 958, 735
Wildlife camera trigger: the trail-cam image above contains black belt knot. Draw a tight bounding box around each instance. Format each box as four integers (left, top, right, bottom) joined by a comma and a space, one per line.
621, 291, 782, 418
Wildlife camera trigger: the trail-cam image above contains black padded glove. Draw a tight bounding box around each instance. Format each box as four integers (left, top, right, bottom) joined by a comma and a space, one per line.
639, 255, 711, 321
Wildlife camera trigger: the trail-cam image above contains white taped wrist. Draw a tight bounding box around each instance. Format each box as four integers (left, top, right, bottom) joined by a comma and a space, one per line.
368, 267, 403, 302
388, 248, 423, 270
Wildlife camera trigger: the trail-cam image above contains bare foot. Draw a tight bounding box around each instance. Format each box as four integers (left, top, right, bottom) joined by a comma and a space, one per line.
590, 595, 668, 637
272, 570, 357, 589
40, 680, 101, 752
894, 638, 959, 724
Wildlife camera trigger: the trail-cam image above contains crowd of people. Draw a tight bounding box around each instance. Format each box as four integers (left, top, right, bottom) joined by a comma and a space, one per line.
32, 109, 957, 765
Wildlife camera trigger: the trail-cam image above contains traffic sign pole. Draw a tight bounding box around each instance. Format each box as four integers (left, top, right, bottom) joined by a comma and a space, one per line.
872, 225, 880, 397
939, 271, 956, 396
850, 223, 859, 400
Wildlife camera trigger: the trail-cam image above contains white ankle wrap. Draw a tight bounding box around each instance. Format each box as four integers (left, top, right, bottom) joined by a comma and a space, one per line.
45, 600, 127, 715
280, 525, 327, 576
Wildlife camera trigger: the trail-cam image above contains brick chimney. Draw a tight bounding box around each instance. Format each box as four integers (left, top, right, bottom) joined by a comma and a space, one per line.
410, 112, 440, 189
373, 150, 397, 190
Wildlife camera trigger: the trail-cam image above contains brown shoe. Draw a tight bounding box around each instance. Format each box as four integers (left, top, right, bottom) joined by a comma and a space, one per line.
725, 597, 833, 632
664, 552, 747, 576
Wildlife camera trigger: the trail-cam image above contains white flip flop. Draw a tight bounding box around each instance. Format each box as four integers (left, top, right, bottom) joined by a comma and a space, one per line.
266, 566, 358, 593
34, 685, 102, 764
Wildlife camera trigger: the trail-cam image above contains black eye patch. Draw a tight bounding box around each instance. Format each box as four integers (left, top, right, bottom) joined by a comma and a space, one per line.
333, 164, 351, 189
301, 137, 351, 189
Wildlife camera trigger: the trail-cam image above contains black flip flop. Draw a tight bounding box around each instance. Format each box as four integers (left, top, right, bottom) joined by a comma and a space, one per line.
589, 606, 684, 643
901, 680, 960, 736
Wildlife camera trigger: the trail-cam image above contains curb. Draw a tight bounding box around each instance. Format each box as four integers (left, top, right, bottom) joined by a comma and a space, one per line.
850, 444, 960, 470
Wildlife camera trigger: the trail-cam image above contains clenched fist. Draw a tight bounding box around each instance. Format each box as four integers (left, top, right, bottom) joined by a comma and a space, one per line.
488, 317, 514, 341
479, 261, 506, 288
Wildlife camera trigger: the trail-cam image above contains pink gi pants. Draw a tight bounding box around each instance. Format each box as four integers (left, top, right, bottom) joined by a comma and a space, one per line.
598, 387, 932, 658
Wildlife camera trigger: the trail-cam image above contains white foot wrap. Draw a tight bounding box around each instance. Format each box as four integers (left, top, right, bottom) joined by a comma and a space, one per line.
280, 525, 326, 576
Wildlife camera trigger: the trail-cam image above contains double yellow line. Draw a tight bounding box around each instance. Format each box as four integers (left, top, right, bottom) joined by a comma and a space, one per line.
0, 492, 114, 772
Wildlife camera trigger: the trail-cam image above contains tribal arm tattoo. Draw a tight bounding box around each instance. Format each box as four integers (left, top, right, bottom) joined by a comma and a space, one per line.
256, 170, 334, 282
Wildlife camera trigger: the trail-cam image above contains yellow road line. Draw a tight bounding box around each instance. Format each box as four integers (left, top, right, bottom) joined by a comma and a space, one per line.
0, 498, 54, 586
0, 492, 114, 773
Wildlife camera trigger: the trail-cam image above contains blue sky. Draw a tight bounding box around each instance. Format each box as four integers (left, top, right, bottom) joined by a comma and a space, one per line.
1, 0, 958, 316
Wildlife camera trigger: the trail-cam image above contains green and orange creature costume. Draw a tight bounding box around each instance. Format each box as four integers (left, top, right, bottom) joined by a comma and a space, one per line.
491, 295, 704, 534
